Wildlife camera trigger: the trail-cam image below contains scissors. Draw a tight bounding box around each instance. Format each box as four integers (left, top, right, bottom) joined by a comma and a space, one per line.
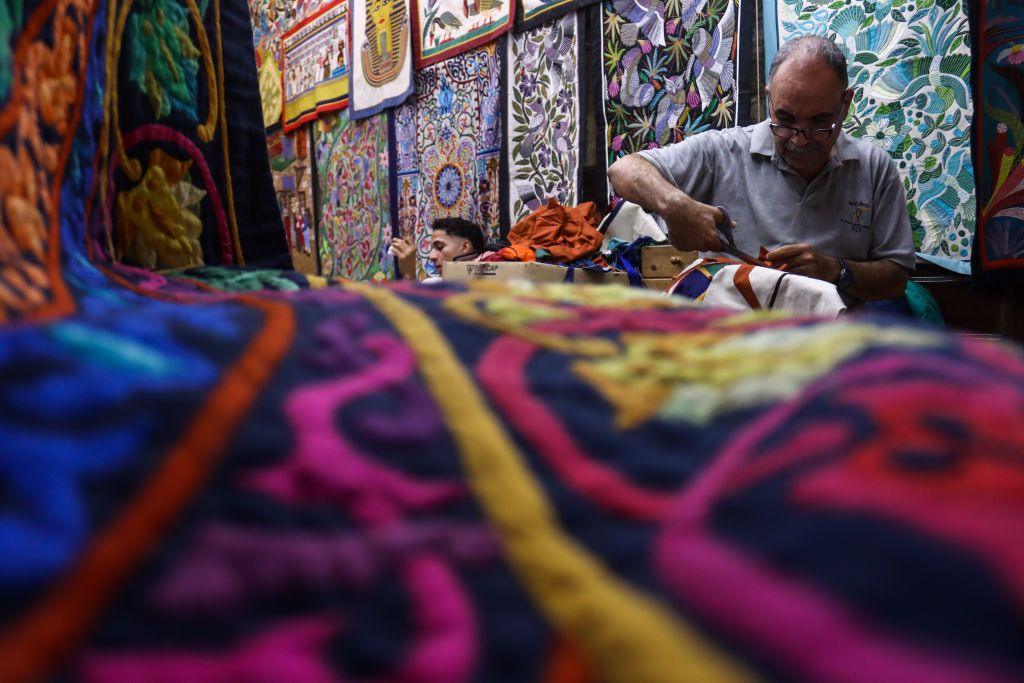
714, 206, 760, 265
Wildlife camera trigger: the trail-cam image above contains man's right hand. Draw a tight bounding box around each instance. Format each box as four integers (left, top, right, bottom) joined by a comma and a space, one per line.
391, 238, 417, 279
663, 196, 731, 252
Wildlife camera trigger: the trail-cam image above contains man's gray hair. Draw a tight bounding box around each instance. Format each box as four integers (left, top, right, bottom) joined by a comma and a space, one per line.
768, 35, 848, 89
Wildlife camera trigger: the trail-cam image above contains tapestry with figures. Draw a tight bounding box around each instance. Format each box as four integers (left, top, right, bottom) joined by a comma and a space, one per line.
268, 129, 319, 274
394, 43, 502, 276
350, 0, 416, 118
411, 0, 514, 67
774, 0, 975, 261
314, 110, 394, 280
507, 13, 581, 224
602, 0, 743, 197
282, 0, 351, 132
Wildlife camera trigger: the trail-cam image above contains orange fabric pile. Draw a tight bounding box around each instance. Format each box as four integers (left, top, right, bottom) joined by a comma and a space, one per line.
507, 198, 603, 263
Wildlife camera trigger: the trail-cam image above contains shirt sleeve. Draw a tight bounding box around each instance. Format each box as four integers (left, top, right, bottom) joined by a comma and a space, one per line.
635, 133, 717, 204
869, 156, 916, 271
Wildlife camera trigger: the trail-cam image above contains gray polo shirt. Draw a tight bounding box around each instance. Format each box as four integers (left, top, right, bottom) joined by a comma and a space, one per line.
637, 120, 915, 270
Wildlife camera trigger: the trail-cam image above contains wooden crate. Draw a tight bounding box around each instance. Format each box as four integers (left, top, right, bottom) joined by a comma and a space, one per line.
640, 246, 698, 278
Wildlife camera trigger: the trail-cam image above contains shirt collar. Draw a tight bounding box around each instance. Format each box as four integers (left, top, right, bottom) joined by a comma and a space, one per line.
750, 119, 860, 164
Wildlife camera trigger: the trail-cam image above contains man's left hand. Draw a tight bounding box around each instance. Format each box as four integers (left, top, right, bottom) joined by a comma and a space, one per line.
764, 243, 840, 283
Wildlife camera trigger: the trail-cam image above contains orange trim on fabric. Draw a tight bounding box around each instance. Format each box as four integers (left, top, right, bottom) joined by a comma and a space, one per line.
542, 638, 592, 683
0, 296, 296, 683
732, 265, 761, 310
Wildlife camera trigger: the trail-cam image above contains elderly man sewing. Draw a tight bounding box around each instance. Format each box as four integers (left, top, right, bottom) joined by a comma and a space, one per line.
607, 35, 914, 301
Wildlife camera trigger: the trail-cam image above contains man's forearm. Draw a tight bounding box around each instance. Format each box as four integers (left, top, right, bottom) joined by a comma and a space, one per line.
842, 259, 909, 301
607, 154, 695, 217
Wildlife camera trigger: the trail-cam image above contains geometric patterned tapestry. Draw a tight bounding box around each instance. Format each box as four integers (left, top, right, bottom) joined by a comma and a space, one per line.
602, 0, 740, 194
776, 0, 975, 261
314, 111, 395, 280
394, 43, 502, 274
973, 0, 1024, 271
507, 13, 580, 224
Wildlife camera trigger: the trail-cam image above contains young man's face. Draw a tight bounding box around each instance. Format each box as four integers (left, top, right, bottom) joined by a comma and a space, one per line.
428, 229, 474, 269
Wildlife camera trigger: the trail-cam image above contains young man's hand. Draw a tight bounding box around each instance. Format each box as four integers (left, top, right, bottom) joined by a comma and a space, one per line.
390, 238, 418, 280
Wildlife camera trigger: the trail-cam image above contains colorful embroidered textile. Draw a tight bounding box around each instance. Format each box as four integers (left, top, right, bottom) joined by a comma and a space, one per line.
411, 0, 514, 67
314, 110, 394, 280
349, 0, 415, 118
394, 44, 502, 275
974, 1, 1024, 271
507, 13, 581, 224
249, 0, 332, 129
3, 0, 1024, 681
602, 0, 742, 187
267, 129, 319, 274
282, 0, 351, 132
774, 0, 975, 261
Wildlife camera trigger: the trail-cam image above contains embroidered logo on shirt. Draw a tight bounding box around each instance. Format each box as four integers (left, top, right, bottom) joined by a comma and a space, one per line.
840, 200, 871, 233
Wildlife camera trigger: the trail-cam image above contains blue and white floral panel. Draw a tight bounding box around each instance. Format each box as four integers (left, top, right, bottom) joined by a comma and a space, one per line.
776, 0, 975, 261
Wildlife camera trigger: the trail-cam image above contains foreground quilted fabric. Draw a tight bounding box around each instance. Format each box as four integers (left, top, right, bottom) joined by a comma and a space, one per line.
2, 0, 1024, 682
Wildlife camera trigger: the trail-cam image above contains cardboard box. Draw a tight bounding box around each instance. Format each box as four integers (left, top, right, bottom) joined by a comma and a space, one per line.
443, 260, 631, 285
640, 245, 698, 278
643, 277, 676, 292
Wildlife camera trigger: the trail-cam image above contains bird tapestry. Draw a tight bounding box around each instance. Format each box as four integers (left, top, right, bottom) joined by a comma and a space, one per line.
314, 111, 395, 280
282, 0, 352, 132
349, 0, 416, 118
393, 44, 502, 275
603, 0, 741, 193
507, 13, 582, 224
973, 0, 1024, 272
775, 0, 975, 262
411, 0, 515, 67
3, 0, 1024, 679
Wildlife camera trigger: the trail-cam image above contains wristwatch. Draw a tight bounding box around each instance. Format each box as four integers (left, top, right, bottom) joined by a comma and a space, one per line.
835, 257, 853, 293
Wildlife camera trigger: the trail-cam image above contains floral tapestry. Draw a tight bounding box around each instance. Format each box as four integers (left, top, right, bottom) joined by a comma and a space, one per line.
350, 0, 415, 118
603, 0, 740, 187
314, 111, 395, 280
507, 14, 580, 224
268, 129, 319, 274
974, 1, 1024, 271
411, 0, 514, 67
282, 0, 351, 132
777, 0, 974, 261
394, 43, 502, 275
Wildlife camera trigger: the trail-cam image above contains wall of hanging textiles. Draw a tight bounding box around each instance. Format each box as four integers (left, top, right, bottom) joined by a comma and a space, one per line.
394, 43, 503, 275
314, 111, 395, 280
506, 13, 581, 224
771, 0, 975, 262
973, 0, 1024, 273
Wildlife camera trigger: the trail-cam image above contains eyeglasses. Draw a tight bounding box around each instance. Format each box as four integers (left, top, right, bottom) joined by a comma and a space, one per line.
767, 94, 848, 143
769, 120, 839, 143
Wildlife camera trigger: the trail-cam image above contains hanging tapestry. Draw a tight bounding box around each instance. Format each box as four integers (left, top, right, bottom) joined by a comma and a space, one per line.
314, 111, 395, 280
282, 0, 351, 132
516, 0, 598, 30
507, 14, 581, 224
410, 0, 514, 67
775, 0, 975, 261
394, 43, 502, 275
350, 0, 415, 118
249, 0, 332, 129
267, 129, 319, 274
973, 1, 1024, 271
602, 0, 741, 188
